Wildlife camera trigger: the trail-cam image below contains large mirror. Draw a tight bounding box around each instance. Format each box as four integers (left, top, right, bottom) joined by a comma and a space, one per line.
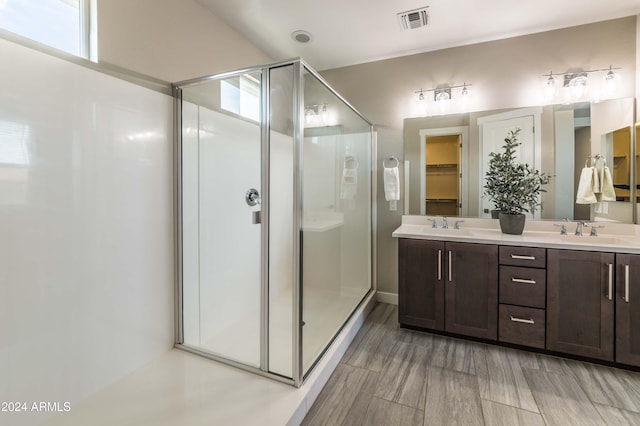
403, 97, 636, 223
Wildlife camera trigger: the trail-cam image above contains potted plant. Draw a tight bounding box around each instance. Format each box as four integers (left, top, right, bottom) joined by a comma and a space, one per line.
483, 128, 551, 235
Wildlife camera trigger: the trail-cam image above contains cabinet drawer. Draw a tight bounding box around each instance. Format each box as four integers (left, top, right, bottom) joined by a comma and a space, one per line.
499, 246, 546, 268
499, 266, 546, 308
499, 304, 545, 349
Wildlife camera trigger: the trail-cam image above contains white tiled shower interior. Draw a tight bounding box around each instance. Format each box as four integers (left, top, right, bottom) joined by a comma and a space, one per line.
0, 38, 174, 426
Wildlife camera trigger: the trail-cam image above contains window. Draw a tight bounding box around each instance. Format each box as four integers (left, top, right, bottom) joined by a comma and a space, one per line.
0, 0, 92, 59
220, 74, 261, 122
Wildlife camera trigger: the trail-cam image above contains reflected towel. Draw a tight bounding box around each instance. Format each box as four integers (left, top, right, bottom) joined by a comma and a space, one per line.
340, 168, 358, 199
576, 167, 597, 204
384, 167, 400, 201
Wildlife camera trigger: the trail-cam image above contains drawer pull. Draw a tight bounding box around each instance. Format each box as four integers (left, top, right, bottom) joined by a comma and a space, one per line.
624, 264, 630, 302
511, 254, 536, 260
448, 251, 452, 282
511, 277, 536, 284
608, 263, 613, 301
437, 249, 442, 281
510, 316, 535, 324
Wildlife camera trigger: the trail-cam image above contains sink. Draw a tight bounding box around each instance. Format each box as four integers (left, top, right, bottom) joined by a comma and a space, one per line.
558, 235, 627, 246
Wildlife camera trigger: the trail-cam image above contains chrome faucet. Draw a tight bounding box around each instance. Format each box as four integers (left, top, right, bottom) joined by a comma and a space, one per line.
590, 225, 605, 237
442, 217, 448, 229
575, 221, 588, 236
554, 223, 567, 235
427, 218, 437, 228
454, 220, 464, 230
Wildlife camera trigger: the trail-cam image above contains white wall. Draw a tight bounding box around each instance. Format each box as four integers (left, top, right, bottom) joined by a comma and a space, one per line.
0, 38, 174, 425
97, 0, 273, 82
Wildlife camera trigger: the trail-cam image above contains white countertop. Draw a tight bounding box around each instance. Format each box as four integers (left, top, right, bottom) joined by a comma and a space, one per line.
392, 216, 640, 254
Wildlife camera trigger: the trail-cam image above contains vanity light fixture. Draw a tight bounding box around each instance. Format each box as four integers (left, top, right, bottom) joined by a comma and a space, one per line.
414, 83, 472, 102
542, 66, 621, 100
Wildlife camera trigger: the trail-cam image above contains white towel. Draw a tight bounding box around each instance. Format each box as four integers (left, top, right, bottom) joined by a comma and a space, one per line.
384, 167, 400, 201
592, 166, 602, 194
576, 167, 597, 204
599, 166, 616, 202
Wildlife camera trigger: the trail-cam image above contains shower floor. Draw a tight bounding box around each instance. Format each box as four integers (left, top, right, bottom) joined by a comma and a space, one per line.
40, 293, 375, 426
199, 284, 369, 376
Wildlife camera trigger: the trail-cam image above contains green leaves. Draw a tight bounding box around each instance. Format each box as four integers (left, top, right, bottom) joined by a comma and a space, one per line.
483, 128, 551, 215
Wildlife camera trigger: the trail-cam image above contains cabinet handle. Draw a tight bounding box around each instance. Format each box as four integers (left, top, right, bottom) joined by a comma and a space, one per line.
510, 316, 535, 324
448, 251, 452, 282
511, 277, 536, 284
511, 254, 536, 260
608, 263, 613, 301
437, 249, 442, 281
624, 264, 630, 303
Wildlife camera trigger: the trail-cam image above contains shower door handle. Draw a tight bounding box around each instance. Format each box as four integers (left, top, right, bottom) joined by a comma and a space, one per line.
252, 211, 261, 224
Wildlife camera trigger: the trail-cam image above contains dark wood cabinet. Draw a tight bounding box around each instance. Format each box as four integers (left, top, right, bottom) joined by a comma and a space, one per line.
444, 242, 498, 339
398, 239, 445, 330
497, 246, 547, 349
547, 249, 614, 361
616, 254, 640, 367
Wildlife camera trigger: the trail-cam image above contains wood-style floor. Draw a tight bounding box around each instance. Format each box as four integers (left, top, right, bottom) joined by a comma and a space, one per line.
302, 303, 640, 426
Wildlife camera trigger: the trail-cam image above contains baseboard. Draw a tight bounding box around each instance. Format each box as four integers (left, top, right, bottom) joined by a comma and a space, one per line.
376, 291, 398, 305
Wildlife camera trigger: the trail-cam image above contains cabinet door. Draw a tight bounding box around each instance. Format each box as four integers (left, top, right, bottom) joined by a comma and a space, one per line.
398, 239, 445, 330
547, 249, 614, 361
445, 242, 498, 339
616, 254, 640, 367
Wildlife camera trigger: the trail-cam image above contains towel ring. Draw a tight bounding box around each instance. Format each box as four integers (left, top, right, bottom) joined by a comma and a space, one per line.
383, 156, 399, 168
585, 154, 606, 168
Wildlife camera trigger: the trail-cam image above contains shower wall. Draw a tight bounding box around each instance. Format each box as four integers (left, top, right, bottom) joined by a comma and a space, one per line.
181, 101, 262, 366
0, 38, 174, 426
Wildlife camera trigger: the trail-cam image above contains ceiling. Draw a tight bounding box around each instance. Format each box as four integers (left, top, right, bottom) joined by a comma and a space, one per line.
197, 0, 640, 71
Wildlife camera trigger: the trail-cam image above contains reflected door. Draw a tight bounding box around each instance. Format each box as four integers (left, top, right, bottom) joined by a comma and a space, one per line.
181, 72, 262, 368
480, 114, 536, 218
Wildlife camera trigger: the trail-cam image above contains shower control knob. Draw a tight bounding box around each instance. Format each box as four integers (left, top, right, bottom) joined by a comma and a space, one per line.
245, 188, 260, 206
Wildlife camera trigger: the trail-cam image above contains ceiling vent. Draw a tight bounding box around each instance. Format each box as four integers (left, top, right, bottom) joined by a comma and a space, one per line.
397, 6, 429, 31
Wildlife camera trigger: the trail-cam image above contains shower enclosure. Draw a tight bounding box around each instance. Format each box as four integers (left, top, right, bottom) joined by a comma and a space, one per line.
174, 59, 374, 386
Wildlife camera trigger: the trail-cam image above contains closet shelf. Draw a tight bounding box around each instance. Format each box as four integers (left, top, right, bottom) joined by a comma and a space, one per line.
426, 163, 458, 168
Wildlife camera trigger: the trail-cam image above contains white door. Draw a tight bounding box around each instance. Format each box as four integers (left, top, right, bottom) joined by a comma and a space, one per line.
480, 113, 539, 218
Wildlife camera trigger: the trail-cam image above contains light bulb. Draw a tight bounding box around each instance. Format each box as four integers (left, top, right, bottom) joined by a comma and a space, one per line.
569, 74, 587, 99
544, 72, 556, 100
604, 66, 616, 95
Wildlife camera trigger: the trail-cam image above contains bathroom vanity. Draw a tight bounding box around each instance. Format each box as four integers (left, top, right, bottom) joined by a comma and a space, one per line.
393, 216, 640, 368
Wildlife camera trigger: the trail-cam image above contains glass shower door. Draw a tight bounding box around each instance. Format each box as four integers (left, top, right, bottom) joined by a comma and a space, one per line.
181, 71, 262, 368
